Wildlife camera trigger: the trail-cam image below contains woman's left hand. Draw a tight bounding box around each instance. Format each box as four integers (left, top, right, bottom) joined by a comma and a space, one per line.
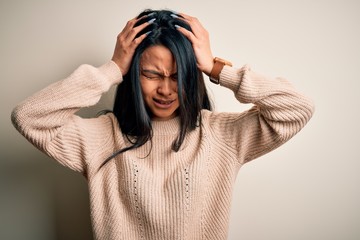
176, 13, 214, 76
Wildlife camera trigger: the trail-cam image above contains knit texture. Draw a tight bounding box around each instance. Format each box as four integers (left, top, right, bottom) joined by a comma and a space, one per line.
11, 61, 314, 240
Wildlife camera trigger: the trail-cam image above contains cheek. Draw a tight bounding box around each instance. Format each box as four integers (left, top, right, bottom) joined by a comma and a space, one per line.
140, 80, 155, 99
172, 81, 179, 93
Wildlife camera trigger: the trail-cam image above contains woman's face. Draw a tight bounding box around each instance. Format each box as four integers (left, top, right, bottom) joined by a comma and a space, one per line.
139, 45, 179, 121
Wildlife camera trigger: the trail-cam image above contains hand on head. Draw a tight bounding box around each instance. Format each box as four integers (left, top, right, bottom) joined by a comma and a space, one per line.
111, 15, 152, 75
111, 10, 214, 76
174, 13, 214, 76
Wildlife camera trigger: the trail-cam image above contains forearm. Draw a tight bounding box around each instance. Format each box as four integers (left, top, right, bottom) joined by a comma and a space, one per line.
11, 61, 122, 149
209, 65, 314, 164
220, 65, 314, 140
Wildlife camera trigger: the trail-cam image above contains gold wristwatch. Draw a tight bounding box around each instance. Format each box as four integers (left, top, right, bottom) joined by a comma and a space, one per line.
209, 57, 232, 84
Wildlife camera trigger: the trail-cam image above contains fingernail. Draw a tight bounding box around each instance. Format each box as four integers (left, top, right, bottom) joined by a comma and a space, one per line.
175, 24, 180, 29
145, 31, 152, 36
147, 12, 156, 17
148, 18, 156, 24
171, 14, 178, 19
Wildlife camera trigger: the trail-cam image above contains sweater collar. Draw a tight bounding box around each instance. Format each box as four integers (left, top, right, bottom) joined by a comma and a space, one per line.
151, 117, 180, 135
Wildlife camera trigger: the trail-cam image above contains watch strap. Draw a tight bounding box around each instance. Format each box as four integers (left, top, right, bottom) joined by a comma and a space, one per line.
209, 57, 232, 84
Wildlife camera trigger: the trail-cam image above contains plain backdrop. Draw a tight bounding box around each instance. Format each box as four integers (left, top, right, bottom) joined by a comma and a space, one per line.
1, 0, 359, 239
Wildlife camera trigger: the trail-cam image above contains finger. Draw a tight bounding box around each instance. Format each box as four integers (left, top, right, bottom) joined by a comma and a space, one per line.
121, 16, 140, 35
176, 12, 200, 26
176, 12, 192, 20
124, 14, 148, 30
131, 31, 149, 48
175, 20, 203, 42
126, 19, 153, 41
176, 25, 196, 43
120, 14, 150, 40
176, 13, 204, 37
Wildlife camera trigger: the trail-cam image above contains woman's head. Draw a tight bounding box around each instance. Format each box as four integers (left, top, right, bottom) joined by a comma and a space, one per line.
139, 44, 179, 121
110, 9, 212, 158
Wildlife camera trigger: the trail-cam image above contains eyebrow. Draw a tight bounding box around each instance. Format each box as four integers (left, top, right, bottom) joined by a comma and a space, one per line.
141, 69, 177, 77
141, 69, 162, 76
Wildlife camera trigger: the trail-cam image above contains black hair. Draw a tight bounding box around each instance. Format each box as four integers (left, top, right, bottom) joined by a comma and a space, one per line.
101, 9, 212, 167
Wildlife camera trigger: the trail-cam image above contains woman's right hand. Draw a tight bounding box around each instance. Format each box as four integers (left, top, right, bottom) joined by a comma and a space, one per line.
111, 15, 152, 75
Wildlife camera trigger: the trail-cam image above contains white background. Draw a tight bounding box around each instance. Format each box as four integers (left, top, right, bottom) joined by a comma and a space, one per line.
1, 0, 359, 239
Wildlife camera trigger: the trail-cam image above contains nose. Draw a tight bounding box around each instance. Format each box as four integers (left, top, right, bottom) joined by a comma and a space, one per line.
157, 78, 176, 96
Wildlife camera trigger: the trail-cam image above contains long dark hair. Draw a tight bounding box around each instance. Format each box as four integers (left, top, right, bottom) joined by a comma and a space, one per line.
102, 9, 212, 166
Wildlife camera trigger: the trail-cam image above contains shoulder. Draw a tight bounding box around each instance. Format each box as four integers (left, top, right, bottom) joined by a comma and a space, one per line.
200, 107, 260, 142
201, 109, 252, 127
73, 112, 122, 139
93, 112, 120, 133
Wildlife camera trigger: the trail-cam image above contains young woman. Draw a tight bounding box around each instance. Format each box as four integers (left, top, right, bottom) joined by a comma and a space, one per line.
11, 9, 314, 240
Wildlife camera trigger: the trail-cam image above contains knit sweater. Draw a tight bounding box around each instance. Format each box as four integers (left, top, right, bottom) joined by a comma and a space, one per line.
11, 61, 314, 240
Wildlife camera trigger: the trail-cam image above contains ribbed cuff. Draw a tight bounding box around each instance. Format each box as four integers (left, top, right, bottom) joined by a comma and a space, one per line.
219, 65, 250, 93
98, 61, 123, 86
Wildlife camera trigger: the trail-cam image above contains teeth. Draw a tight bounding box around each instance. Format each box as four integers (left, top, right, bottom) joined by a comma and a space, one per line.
156, 99, 172, 104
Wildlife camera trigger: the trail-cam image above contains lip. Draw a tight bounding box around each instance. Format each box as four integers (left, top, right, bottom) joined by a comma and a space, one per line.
153, 98, 176, 109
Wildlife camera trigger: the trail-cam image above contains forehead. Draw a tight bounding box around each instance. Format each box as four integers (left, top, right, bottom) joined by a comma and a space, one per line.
140, 45, 177, 72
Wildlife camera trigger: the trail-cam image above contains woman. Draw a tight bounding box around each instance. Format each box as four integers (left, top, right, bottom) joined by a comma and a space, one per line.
11, 9, 314, 240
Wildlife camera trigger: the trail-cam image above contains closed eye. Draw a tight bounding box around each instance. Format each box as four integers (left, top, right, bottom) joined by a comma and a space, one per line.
141, 69, 178, 81
141, 71, 161, 80
142, 74, 160, 80
170, 74, 178, 81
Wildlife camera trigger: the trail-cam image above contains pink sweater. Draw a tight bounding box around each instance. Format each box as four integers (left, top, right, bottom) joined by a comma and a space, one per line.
12, 61, 314, 239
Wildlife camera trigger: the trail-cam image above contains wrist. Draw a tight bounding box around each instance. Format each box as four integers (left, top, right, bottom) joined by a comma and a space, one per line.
203, 62, 214, 76
111, 58, 125, 76
209, 57, 232, 84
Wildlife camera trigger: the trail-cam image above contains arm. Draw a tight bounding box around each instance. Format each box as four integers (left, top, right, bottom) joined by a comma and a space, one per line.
208, 65, 314, 164
11, 16, 151, 173
11, 62, 123, 173
176, 13, 314, 164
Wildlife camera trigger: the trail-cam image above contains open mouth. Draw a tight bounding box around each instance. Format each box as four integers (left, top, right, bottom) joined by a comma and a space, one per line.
153, 98, 175, 108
